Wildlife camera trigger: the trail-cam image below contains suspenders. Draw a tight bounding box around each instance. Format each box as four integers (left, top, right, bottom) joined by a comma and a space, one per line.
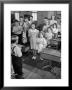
12, 46, 16, 55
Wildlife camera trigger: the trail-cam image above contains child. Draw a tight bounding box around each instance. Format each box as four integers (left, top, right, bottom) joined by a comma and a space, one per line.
19, 16, 24, 26
42, 18, 50, 32
29, 16, 33, 25
12, 20, 23, 44
23, 17, 30, 45
45, 27, 53, 45
36, 32, 47, 60
22, 30, 27, 44
52, 23, 58, 39
50, 15, 57, 25
37, 32, 47, 53
28, 23, 39, 60
11, 37, 24, 79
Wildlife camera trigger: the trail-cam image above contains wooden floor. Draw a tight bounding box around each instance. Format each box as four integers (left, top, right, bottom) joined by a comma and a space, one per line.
22, 64, 60, 79
11, 49, 61, 79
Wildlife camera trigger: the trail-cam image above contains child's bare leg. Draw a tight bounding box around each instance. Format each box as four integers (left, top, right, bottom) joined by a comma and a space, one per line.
32, 49, 36, 60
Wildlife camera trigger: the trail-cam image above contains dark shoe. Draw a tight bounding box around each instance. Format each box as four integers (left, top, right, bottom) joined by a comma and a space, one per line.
15, 75, 24, 79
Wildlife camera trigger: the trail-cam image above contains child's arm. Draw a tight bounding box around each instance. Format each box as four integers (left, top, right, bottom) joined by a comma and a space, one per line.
43, 38, 47, 48
36, 30, 39, 37
12, 27, 17, 33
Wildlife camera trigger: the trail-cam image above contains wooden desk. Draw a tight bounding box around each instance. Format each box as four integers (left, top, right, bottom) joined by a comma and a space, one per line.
40, 48, 61, 63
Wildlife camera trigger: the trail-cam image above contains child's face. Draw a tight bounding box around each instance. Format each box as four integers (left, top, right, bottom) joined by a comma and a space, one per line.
46, 20, 49, 25
54, 24, 56, 28
30, 17, 33, 21
48, 28, 51, 33
44, 19, 48, 24
25, 18, 28, 22
20, 18, 24, 22
31, 24, 35, 29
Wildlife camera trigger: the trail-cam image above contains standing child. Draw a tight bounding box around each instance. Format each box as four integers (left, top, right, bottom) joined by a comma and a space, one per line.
11, 37, 24, 79
12, 20, 23, 44
36, 32, 47, 60
45, 27, 53, 46
37, 32, 47, 53
52, 23, 58, 39
28, 23, 39, 60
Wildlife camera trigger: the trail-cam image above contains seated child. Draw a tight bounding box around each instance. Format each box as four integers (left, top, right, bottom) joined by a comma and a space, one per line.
52, 23, 58, 39
45, 27, 53, 45
28, 23, 39, 60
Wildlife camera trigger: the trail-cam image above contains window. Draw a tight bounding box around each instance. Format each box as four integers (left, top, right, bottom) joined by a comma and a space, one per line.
15, 12, 19, 21
32, 11, 37, 21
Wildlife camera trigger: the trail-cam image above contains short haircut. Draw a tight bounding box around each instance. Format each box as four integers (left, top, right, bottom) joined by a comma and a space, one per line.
44, 17, 48, 20
30, 15, 33, 18
14, 19, 19, 23
31, 22, 36, 26
11, 39, 16, 44
20, 16, 23, 18
24, 17, 28, 19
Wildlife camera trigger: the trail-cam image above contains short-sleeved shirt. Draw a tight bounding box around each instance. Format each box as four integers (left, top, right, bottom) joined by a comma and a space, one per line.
11, 44, 22, 57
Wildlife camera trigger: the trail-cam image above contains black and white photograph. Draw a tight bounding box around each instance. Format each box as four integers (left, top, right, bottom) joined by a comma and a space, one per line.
4, 4, 68, 87
11, 11, 61, 79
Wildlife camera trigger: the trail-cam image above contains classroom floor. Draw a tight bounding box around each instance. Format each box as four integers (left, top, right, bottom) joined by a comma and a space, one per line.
11, 49, 61, 79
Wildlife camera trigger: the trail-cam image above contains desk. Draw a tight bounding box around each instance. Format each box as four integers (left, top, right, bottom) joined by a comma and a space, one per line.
40, 48, 61, 63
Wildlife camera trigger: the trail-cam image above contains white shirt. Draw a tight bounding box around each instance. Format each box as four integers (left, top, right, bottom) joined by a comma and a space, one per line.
37, 37, 47, 48
13, 26, 23, 34
52, 28, 58, 33
45, 32, 53, 40
50, 20, 57, 25
12, 44, 22, 57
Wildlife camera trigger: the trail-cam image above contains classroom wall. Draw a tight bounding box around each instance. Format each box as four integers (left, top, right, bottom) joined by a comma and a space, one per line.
11, 11, 61, 25
37, 11, 61, 25
19, 11, 32, 18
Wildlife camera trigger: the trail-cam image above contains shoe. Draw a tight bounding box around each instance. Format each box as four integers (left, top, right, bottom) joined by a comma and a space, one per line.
15, 75, 24, 79
32, 56, 36, 60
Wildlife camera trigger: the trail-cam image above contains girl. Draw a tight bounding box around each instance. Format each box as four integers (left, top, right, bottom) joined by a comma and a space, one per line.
45, 27, 53, 45
36, 32, 47, 60
37, 32, 47, 53
52, 23, 58, 39
28, 23, 39, 60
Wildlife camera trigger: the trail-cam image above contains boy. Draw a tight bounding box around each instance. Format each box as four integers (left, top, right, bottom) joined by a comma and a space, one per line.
11, 37, 24, 79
